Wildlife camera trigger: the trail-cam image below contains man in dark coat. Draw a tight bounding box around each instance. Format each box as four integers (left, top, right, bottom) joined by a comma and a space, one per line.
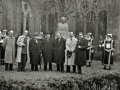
29, 32, 42, 71
42, 32, 54, 71
54, 32, 66, 72
75, 32, 88, 74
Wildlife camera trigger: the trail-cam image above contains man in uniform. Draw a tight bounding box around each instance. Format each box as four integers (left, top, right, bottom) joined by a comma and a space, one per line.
65, 32, 77, 73
102, 34, 115, 70
54, 32, 66, 72
42, 32, 54, 71
86, 33, 93, 67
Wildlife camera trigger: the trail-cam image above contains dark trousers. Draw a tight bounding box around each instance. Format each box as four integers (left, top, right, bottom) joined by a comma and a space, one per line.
77, 65, 82, 74
5, 63, 13, 70
18, 54, 27, 71
31, 64, 38, 71
44, 62, 52, 71
66, 65, 76, 73
57, 64, 64, 72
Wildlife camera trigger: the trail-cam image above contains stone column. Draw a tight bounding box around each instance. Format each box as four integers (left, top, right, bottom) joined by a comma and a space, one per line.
46, 14, 48, 32
84, 16, 86, 34
23, 14, 27, 31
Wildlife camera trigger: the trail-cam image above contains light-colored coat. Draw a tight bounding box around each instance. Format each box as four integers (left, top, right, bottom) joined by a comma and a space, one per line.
16, 35, 30, 63
3, 36, 15, 63
65, 37, 77, 65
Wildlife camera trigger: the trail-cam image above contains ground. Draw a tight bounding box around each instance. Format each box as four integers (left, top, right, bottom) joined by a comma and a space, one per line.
0, 60, 119, 83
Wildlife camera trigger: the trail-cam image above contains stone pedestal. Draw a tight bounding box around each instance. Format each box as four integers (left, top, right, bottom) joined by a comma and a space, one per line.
55, 31, 70, 40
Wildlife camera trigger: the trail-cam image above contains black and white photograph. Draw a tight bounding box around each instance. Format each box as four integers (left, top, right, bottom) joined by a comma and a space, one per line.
0, 0, 119, 89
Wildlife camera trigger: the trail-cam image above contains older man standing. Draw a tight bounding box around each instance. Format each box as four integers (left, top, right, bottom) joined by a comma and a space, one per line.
42, 32, 54, 71
54, 32, 66, 72
29, 32, 42, 71
16, 30, 30, 71
75, 32, 88, 74
65, 32, 77, 73
3, 30, 15, 71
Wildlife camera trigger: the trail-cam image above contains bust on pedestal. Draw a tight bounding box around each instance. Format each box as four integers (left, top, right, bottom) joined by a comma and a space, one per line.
55, 17, 70, 39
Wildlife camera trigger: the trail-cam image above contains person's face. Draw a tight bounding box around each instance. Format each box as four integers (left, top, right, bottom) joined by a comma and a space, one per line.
57, 34, 61, 39
70, 33, 74, 38
24, 32, 28, 36
79, 34, 83, 39
107, 35, 110, 39
61, 19, 65, 23
34, 36, 38, 39
9, 31, 14, 36
46, 34, 50, 39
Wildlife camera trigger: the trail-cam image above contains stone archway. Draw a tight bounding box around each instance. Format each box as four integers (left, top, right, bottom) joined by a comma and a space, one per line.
98, 10, 107, 38
86, 11, 96, 37
21, 1, 32, 34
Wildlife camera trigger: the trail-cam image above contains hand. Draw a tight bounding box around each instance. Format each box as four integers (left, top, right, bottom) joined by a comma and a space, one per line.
78, 46, 81, 48
22, 44, 26, 46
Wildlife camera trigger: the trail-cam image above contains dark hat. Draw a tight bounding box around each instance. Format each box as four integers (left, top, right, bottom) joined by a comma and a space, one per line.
33, 32, 39, 36
45, 32, 50, 35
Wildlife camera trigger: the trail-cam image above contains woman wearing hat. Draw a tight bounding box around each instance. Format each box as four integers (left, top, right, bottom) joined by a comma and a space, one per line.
29, 32, 42, 71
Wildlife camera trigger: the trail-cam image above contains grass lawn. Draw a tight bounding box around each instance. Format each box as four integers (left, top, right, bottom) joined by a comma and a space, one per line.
0, 60, 119, 82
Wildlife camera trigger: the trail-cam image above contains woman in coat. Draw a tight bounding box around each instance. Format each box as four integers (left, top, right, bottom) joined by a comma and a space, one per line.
29, 32, 42, 71
75, 32, 88, 74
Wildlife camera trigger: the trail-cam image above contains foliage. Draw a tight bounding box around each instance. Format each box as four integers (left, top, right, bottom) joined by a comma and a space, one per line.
0, 72, 120, 90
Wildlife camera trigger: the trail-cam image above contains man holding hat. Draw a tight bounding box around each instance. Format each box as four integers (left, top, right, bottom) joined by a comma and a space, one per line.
75, 32, 88, 74
42, 32, 54, 71
16, 30, 30, 71
65, 32, 77, 73
102, 34, 115, 70
29, 32, 42, 71
54, 32, 66, 72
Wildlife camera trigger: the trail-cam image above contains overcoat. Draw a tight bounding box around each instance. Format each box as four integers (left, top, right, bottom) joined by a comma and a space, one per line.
65, 37, 77, 65
54, 37, 66, 64
16, 35, 30, 63
42, 38, 54, 63
3, 36, 15, 63
75, 38, 88, 66
29, 38, 42, 65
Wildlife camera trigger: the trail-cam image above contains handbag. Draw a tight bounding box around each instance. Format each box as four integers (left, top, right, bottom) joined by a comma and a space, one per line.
67, 50, 72, 58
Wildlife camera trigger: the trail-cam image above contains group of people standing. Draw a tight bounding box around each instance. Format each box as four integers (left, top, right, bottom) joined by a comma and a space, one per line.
0, 28, 115, 74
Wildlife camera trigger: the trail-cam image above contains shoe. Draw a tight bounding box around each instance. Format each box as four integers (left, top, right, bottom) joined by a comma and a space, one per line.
109, 67, 111, 70
103, 67, 106, 69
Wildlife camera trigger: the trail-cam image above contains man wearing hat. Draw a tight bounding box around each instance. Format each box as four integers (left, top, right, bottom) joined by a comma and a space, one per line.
16, 30, 30, 71
75, 32, 88, 74
54, 32, 66, 72
65, 32, 77, 73
29, 32, 42, 71
57, 17, 68, 32
42, 32, 54, 71
102, 34, 115, 70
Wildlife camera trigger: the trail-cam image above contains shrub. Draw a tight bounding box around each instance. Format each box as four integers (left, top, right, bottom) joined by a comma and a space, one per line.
1, 73, 120, 90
